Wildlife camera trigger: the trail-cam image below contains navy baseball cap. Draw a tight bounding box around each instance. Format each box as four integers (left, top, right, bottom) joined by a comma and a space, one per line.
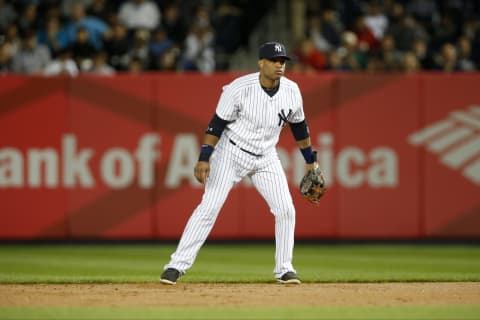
258, 42, 290, 60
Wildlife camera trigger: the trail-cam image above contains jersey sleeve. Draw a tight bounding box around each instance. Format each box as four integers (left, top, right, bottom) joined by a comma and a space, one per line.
290, 85, 305, 123
215, 84, 239, 121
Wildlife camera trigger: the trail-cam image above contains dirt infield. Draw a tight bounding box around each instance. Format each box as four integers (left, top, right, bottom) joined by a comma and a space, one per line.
1, 283, 479, 308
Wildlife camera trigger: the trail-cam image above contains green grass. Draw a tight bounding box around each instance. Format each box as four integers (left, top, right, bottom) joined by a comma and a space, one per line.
1, 305, 480, 320
0, 244, 479, 283
1, 244, 479, 319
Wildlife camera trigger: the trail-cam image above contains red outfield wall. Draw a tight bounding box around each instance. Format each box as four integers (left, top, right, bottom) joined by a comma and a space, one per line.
0, 73, 479, 240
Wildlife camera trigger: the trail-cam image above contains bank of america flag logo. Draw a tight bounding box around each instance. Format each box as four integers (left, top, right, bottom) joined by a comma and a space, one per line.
408, 105, 480, 185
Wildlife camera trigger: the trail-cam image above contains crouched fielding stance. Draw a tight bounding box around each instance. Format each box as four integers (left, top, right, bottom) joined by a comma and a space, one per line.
161, 42, 318, 285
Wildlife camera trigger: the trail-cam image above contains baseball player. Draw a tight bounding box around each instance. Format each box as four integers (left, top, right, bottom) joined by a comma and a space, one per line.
161, 41, 318, 285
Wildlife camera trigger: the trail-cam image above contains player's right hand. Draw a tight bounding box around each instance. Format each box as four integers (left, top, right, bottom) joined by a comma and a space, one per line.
194, 161, 210, 184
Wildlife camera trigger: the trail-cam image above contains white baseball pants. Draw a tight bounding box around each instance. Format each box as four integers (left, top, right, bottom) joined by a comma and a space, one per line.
165, 136, 296, 278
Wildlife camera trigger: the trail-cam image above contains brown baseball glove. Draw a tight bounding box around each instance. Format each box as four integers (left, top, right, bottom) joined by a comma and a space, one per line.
300, 152, 327, 205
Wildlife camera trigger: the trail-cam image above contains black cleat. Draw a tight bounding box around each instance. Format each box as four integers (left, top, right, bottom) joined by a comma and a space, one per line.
277, 271, 301, 284
160, 268, 181, 285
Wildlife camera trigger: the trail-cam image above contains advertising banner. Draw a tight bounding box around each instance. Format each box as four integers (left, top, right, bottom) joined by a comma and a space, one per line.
1, 73, 479, 239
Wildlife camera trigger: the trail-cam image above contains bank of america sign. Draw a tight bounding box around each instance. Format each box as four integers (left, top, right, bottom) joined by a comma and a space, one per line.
408, 105, 480, 185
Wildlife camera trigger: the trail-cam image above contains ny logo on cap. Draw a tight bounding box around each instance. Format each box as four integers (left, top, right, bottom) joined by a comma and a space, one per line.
274, 44, 282, 52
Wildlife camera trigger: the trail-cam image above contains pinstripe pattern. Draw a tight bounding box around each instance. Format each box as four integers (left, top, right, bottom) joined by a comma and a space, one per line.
165, 72, 304, 278
217, 72, 304, 156
251, 155, 296, 276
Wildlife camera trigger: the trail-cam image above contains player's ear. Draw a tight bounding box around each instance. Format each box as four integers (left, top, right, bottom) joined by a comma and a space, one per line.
258, 60, 263, 69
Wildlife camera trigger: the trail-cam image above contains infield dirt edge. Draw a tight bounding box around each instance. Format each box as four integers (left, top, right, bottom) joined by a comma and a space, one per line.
1, 282, 479, 308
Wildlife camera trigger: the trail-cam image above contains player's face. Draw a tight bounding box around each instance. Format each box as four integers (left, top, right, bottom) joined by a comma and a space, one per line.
258, 58, 287, 81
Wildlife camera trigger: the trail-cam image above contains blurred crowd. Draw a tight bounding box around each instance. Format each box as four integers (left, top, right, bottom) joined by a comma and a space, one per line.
0, 0, 479, 76
291, 0, 480, 73
0, 0, 263, 75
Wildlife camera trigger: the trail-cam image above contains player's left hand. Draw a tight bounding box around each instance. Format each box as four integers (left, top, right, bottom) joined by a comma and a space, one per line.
300, 161, 327, 205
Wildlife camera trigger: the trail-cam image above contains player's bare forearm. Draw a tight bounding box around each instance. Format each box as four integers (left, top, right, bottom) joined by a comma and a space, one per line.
203, 133, 219, 147
296, 137, 311, 149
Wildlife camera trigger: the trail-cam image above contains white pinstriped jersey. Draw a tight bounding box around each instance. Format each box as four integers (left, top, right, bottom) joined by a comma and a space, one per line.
165, 71, 303, 279
216, 72, 305, 156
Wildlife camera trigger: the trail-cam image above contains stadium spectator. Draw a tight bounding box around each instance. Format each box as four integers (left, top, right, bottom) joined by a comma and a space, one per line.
182, 24, 215, 73
363, 1, 389, 41
366, 52, 385, 73
430, 12, 460, 52
457, 36, 476, 71
463, 16, 479, 41
154, 46, 180, 71
338, 30, 368, 71
292, 37, 327, 72
318, 8, 343, 48
336, 0, 363, 30
406, 0, 438, 32
71, 27, 97, 71
103, 22, 130, 71
411, 38, 435, 70
395, 16, 428, 52
307, 15, 334, 53
37, 16, 69, 56
118, 0, 160, 31
353, 16, 378, 53
161, 3, 187, 46
0, 42, 11, 73
62, 2, 108, 50
3, 23, 21, 57
149, 27, 173, 62
11, 30, 51, 74
127, 56, 142, 73
434, 42, 460, 72
326, 49, 350, 71
86, 0, 116, 25
0, 0, 17, 33
388, 3, 429, 53
377, 33, 403, 71
16, 3, 41, 37
402, 51, 420, 73
88, 50, 115, 75
181, 5, 215, 73
62, 0, 94, 17
43, 47, 79, 77
128, 29, 151, 71
213, 0, 244, 70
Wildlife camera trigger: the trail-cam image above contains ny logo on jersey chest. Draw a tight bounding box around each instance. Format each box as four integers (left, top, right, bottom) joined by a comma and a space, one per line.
278, 109, 292, 127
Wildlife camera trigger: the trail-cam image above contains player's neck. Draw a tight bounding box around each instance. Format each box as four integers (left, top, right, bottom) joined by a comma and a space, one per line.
259, 74, 279, 89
